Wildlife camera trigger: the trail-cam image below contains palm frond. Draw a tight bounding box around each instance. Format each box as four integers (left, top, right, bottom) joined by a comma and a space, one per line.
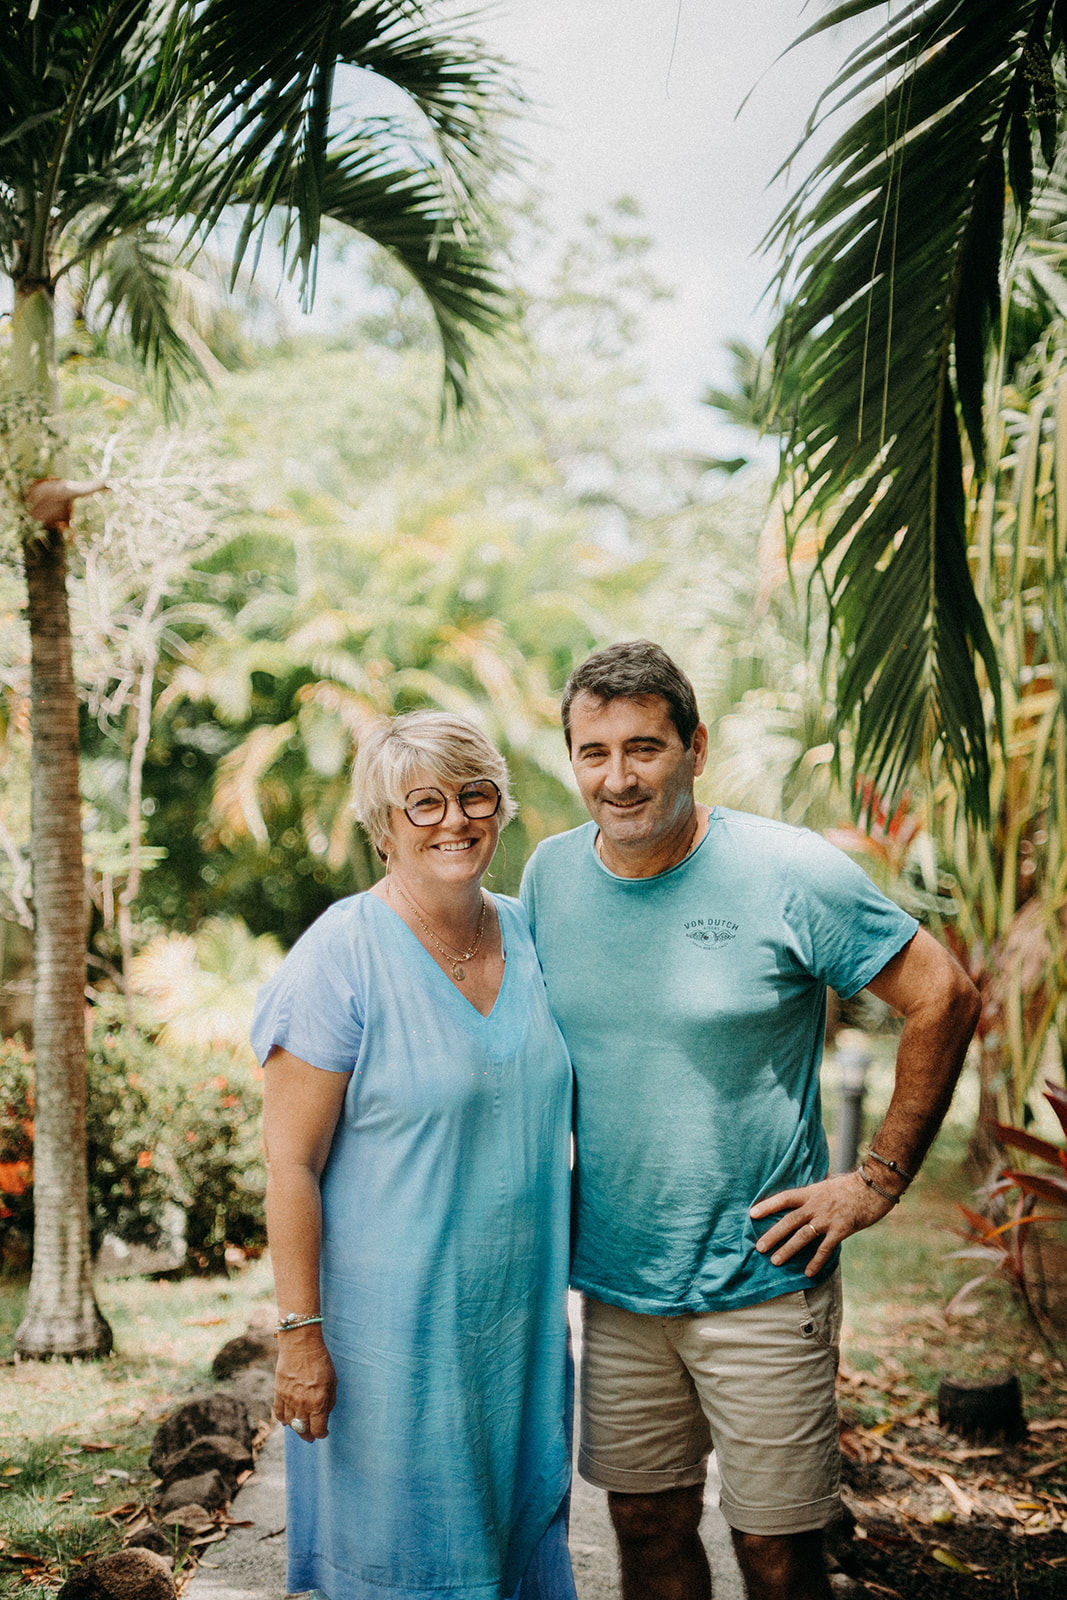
314, 135, 511, 408
770, 0, 1065, 823
1, 2, 513, 411
175, 1, 515, 309
95, 232, 210, 413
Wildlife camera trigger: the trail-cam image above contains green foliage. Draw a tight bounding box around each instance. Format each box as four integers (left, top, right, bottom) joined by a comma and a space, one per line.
769, 0, 1067, 822
637, 475, 847, 834
930, 313, 1067, 1122
130, 208, 674, 938
0, 1023, 265, 1275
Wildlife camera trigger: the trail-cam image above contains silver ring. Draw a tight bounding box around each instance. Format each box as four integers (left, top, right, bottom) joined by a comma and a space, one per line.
290, 1418, 309, 1435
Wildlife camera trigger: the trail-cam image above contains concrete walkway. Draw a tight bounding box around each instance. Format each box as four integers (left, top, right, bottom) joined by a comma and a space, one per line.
186, 1294, 746, 1600
184, 1423, 745, 1600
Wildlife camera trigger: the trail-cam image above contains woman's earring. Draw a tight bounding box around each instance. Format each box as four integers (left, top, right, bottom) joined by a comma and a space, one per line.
486, 837, 507, 880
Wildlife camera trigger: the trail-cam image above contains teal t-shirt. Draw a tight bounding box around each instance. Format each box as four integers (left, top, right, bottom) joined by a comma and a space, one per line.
520, 808, 918, 1314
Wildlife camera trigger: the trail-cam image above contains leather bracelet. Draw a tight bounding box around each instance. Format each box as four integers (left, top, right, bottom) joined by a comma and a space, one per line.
865, 1147, 916, 1186
856, 1164, 902, 1205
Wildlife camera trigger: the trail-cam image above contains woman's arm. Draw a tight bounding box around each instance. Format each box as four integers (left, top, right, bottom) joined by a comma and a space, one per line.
263, 1047, 351, 1442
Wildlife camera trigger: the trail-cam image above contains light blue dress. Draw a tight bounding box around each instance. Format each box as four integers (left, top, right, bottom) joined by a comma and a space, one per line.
251, 892, 575, 1600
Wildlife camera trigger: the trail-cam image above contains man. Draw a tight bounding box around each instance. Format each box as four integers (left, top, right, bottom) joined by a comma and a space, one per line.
520, 641, 980, 1600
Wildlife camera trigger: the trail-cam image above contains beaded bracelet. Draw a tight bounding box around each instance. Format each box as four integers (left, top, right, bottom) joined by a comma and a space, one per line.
275, 1313, 324, 1334
856, 1164, 902, 1205
865, 1147, 916, 1186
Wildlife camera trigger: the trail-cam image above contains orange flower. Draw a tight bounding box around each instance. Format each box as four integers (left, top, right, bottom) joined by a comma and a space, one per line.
136, 1151, 152, 1168
0, 1160, 32, 1196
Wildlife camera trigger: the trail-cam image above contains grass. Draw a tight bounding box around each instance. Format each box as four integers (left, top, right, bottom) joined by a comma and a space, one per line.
0, 1259, 274, 1597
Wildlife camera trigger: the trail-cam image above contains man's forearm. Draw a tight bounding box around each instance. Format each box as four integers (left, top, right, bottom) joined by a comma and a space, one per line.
862, 928, 981, 1188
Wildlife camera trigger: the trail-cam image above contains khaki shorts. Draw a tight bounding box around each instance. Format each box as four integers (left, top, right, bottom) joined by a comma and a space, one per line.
578, 1271, 843, 1537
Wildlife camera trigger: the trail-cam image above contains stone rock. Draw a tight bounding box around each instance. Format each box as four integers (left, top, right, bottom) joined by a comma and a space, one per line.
57, 1548, 176, 1600
159, 1505, 214, 1534
123, 1528, 178, 1562
156, 1471, 229, 1515
155, 1433, 253, 1492
218, 1366, 275, 1430
149, 1394, 253, 1474
211, 1328, 275, 1380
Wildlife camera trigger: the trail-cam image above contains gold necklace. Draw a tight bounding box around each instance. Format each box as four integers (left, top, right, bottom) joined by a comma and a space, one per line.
391, 879, 487, 981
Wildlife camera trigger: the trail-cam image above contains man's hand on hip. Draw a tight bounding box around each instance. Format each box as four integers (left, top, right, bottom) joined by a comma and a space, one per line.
749, 1172, 896, 1278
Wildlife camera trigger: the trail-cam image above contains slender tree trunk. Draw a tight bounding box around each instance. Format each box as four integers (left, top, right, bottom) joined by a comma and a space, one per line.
966, 1034, 1006, 1182
12, 282, 111, 1358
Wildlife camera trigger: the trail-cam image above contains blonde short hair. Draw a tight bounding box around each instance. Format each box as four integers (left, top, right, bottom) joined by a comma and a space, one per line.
352, 711, 516, 854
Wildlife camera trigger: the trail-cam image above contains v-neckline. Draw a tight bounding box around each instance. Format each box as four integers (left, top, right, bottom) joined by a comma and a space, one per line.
369, 891, 508, 1021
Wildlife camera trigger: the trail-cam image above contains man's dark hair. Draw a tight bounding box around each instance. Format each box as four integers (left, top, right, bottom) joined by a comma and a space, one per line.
561, 640, 701, 750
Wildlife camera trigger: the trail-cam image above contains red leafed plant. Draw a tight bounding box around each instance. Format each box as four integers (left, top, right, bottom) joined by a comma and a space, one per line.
946, 1081, 1067, 1347
990, 1081, 1067, 1210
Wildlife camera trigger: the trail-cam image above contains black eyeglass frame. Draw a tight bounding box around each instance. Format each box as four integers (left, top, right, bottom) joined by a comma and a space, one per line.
401, 780, 502, 827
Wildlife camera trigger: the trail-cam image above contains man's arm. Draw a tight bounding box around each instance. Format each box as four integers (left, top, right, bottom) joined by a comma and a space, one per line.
749, 928, 981, 1278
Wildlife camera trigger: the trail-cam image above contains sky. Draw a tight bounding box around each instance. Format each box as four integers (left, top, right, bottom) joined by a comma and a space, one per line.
458, 0, 865, 452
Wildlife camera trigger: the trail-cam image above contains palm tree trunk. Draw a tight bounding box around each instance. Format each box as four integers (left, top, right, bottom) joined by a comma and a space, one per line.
13, 284, 111, 1358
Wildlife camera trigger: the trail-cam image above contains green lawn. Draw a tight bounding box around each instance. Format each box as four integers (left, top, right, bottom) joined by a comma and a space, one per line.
0, 1260, 274, 1596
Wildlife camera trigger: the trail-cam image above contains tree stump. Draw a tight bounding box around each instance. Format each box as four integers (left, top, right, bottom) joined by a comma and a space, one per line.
937, 1372, 1026, 1442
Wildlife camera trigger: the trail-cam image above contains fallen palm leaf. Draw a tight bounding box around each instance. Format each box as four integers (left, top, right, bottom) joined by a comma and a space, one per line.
840, 1427, 882, 1463
931, 1546, 982, 1573
935, 1472, 976, 1517
876, 1442, 935, 1481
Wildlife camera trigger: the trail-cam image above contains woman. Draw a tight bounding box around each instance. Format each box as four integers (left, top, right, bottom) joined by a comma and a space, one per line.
251, 711, 576, 1600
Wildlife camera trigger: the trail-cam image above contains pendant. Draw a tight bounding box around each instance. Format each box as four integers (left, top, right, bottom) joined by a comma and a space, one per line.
451, 962, 466, 981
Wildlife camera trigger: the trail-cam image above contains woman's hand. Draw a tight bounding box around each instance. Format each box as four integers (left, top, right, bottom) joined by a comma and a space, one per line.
274, 1325, 337, 1442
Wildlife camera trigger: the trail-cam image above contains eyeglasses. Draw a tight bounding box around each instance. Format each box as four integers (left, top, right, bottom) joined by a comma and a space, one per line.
402, 780, 502, 827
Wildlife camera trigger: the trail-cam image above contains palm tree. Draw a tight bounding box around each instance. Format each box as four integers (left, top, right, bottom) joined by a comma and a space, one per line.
768, 0, 1067, 824
1, 0, 513, 1357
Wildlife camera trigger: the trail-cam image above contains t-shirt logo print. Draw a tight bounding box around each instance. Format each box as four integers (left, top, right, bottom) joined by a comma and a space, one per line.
683, 918, 739, 949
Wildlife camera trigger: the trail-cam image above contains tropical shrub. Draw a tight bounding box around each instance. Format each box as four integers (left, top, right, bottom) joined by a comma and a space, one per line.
947, 1081, 1067, 1347
0, 1036, 34, 1267
0, 1021, 265, 1273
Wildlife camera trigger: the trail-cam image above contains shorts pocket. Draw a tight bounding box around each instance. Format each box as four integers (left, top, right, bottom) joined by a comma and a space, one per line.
797, 1273, 842, 1350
